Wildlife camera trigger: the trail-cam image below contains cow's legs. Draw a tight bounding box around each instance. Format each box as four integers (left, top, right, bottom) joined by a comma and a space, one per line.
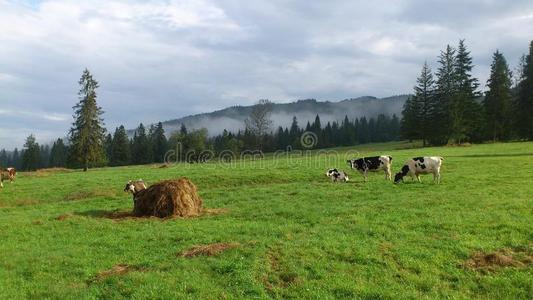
385, 167, 392, 180
363, 170, 368, 182
416, 175, 421, 183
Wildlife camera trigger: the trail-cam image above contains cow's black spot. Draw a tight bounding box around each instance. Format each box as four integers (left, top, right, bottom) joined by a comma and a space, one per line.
350, 156, 382, 171
413, 157, 424, 163
420, 164, 426, 169
401, 165, 410, 175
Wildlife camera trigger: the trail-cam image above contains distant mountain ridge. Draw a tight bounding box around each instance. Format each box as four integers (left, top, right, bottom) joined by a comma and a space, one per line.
135, 95, 409, 136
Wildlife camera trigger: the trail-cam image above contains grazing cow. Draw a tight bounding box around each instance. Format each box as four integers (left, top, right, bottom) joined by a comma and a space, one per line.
0, 167, 16, 188
347, 155, 393, 181
326, 168, 349, 182
394, 157, 443, 184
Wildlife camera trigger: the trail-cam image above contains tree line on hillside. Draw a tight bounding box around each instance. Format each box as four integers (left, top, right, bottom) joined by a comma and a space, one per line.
1, 111, 401, 170
401, 40, 533, 145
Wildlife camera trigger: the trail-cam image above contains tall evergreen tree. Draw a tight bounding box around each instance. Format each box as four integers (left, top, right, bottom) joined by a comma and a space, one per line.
454, 40, 482, 143
68, 69, 106, 171
49, 138, 68, 167
415, 62, 436, 146
484, 51, 513, 141
22, 134, 41, 171
434, 44, 458, 144
111, 125, 131, 166
12, 148, 20, 169
150, 122, 167, 163
402, 62, 436, 145
400, 96, 420, 141
131, 123, 152, 164
104, 133, 113, 163
516, 41, 533, 139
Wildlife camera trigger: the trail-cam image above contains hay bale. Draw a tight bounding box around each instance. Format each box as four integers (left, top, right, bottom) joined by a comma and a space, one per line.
133, 177, 202, 218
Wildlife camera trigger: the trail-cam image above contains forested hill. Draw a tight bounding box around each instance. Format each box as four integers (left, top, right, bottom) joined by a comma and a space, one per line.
155, 95, 409, 135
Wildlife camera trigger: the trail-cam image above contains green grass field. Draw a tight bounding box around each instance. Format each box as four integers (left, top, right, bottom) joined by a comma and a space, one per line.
0, 141, 532, 299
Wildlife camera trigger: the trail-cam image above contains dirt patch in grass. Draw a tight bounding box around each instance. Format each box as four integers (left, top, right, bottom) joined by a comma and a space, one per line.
464, 248, 532, 272
262, 248, 301, 293
25, 168, 72, 177
0, 198, 42, 208
179, 243, 240, 258
64, 189, 117, 201
88, 264, 145, 283
55, 213, 73, 221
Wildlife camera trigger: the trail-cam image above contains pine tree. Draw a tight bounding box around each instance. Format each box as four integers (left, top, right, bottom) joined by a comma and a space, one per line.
415, 62, 436, 146
131, 123, 152, 164
400, 96, 420, 141
0, 149, 7, 167
49, 138, 68, 167
434, 45, 458, 144
484, 51, 513, 141
12, 148, 20, 169
68, 69, 106, 171
104, 133, 113, 163
150, 122, 167, 163
111, 125, 131, 166
454, 40, 482, 143
22, 134, 41, 171
516, 41, 533, 139
40, 144, 50, 169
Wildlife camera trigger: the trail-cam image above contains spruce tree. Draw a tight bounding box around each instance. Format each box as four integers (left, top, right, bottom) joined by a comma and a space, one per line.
151, 122, 167, 163
68, 69, 106, 171
131, 123, 152, 164
22, 134, 41, 171
400, 96, 420, 142
104, 133, 113, 163
454, 40, 482, 143
415, 62, 436, 146
484, 51, 513, 141
111, 125, 131, 166
434, 45, 458, 144
516, 41, 533, 139
49, 138, 68, 167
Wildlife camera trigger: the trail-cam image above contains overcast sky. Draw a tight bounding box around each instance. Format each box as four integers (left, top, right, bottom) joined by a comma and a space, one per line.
1, 0, 532, 149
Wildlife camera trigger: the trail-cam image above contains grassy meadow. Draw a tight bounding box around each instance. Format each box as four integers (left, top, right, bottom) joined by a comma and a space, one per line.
0, 141, 532, 299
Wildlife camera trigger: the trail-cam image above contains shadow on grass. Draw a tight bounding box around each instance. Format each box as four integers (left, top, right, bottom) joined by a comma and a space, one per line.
74, 209, 137, 220
73, 207, 229, 221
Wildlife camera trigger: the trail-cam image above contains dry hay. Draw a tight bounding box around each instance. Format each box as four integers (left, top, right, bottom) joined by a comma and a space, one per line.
89, 264, 144, 283
180, 243, 240, 258
64, 189, 116, 201
464, 248, 532, 272
133, 177, 202, 218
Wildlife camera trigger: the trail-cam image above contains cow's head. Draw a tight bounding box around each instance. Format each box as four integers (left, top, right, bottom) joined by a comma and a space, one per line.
394, 165, 410, 184
124, 179, 146, 194
124, 181, 136, 193
393, 172, 404, 184
326, 168, 338, 177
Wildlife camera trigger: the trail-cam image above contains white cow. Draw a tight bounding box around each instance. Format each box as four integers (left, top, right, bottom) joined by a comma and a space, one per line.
394, 156, 443, 184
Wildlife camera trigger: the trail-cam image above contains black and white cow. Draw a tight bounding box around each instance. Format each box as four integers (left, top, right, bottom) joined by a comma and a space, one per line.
325, 168, 349, 182
394, 156, 443, 184
347, 155, 392, 181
